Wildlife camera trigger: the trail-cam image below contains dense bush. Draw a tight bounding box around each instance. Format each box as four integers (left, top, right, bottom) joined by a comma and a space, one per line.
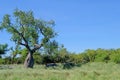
94, 53, 109, 62
94, 49, 110, 62
110, 53, 120, 63
109, 49, 120, 63
34, 53, 43, 64
84, 49, 96, 62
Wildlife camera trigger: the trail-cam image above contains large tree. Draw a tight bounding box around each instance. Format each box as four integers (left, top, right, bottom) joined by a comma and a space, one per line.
0, 9, 57, 68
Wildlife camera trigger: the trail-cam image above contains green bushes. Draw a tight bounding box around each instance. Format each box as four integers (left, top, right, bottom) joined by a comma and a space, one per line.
94, 49, 110, 62
1, 48, 120, 65
81, 48, 120, 63
66, 48, 120, 64
84, 49, 96, 62
110, 53, 120, 63
94, 53, 109, 62
109, 49, 120, 63
0, 58, 4, 64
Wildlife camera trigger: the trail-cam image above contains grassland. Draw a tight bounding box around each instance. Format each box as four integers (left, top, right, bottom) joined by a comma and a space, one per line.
0, 62, 120, 80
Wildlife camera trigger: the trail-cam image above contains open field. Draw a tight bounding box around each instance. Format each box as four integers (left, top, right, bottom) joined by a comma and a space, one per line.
0, 62, 120, 80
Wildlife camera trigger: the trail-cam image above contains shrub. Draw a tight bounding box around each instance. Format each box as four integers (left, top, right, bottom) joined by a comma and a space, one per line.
0, 58, 5, 64
94, 52, 110, 62
63, 62, 75, 69
110, 53, 120, 63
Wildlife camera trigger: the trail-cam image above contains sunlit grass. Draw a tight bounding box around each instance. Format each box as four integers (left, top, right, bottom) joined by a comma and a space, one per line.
0, 62, 120, 80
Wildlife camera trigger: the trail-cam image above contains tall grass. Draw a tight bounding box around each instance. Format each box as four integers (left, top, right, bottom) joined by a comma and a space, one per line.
0, 62, 120, 80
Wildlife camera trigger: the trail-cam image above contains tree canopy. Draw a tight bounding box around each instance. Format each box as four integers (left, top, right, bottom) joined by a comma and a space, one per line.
0, 9, 56, 51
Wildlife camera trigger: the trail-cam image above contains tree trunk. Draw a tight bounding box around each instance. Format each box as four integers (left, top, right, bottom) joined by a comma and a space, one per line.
24, 52, 34, 68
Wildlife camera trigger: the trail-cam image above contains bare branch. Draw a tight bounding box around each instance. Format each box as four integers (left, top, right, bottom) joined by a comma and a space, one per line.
18, 41, 26, 46
39, 28, 44, 36
32, 43, 43, 52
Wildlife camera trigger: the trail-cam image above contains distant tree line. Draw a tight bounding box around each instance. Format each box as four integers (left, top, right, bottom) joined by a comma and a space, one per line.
1, 43, 120, 65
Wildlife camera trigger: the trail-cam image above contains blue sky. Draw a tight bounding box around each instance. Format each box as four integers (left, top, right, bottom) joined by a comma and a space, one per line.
0, 0, 120, 53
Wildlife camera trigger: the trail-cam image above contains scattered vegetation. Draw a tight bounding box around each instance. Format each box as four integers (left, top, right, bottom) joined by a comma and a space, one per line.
1, 47, 120, 65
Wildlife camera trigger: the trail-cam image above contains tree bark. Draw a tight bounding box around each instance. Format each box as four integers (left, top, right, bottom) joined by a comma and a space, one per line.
24, 52, 34, 68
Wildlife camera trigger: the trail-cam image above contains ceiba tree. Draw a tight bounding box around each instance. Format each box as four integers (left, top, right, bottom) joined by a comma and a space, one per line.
0, 9, 57, 68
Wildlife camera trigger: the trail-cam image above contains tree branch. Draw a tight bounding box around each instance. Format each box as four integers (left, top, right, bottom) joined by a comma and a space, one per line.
32, 43, 43, 52
18, 41, 26, 46
39, 28, 44, 36
11, 26, 31, 51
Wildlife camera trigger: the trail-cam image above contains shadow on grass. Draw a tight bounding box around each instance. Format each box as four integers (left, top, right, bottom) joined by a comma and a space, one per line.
63, 62, 82, 69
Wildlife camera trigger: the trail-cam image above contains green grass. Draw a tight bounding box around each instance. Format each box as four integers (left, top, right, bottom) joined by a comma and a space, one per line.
0, 62, 120, 80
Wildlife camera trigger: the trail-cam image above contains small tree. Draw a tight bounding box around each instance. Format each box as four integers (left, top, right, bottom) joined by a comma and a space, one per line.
0, 9, 57, 68
0, 44, 8, 58
43, 40, 58, 63
10, 44, 21, 64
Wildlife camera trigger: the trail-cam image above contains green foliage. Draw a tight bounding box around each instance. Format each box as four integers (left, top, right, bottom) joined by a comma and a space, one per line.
85, 49, 96, 62
109, 49, 120, 63
4, 57, 12, 64
57, 47, 69, 63
1, 47, 120, 65
69, 53, 83, 63
0, 44, 8, 58
94, 49, 110, 62
95, 53, 109, 62
80, 53, 89, 63
43, 40, 58, 55
34, 52, 42, 64
110, 53, 120, 63
19, 48, 28, 58
0, 58, 4, 64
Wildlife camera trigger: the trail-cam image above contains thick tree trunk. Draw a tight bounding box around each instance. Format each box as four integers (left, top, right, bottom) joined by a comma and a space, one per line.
24, 52, 34, 68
